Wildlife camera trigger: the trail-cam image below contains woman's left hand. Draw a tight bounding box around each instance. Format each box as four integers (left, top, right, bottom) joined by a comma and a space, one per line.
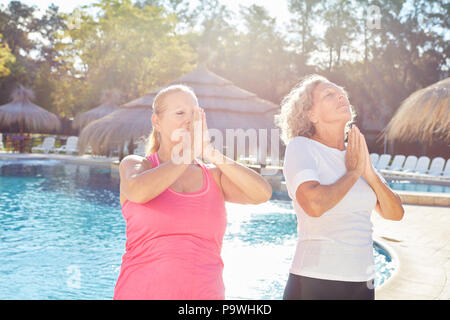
198, 108, 218, 162
355, 126, 377, 183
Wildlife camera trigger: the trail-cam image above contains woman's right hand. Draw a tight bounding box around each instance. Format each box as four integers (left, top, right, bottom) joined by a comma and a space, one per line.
176, 106, 203, 164
190, 106, 204, 161
345, 125, 366, 176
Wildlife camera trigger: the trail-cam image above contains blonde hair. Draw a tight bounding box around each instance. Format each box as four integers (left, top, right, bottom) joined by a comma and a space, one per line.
275, 74, 356, 145
146, 84, 197, 155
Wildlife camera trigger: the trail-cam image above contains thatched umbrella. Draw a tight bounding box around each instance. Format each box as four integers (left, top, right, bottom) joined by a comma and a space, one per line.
0, 85, 61, 152
78, 106, 152, 157
383, 77, 449, 148
0, 85, 61, 133
79, 65, 279, 161
72, 89, 121, 130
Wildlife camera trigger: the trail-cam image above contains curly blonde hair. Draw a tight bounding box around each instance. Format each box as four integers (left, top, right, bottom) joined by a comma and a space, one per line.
275, 74, 356, 145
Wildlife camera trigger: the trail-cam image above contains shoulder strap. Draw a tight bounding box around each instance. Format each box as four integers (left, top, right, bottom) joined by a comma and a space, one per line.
146, 152, 158, 168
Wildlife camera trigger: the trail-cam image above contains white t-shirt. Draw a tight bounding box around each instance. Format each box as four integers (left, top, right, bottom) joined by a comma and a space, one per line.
283, 136, 387, 282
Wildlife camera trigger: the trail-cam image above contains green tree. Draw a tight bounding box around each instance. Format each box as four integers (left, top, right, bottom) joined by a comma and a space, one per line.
53, 0, 196, 117
209, 4, 293, 102
0, 1, 38, 102
287, 0, 320, 62
0, 33, 15, 77
359, 0, 449, 113
187, 0, 235, 63
0, 1, 36, 56
320, 0, 359, 71
33, 3, 67, 69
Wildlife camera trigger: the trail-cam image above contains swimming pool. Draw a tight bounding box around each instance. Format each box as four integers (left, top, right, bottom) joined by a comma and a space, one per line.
0, 158, 395, 299
387, 180, 450, 194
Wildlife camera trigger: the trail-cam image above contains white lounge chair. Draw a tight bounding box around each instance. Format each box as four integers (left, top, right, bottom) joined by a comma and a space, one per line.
414, 156, 431, 174
442, 159, 450, 177
401, 155, 418, 172
239, 155, 258, 164
32, 137, 56, 154
428, 157, 445, 176
54, 136, 78, 155
376, 154, 391, 170
370, 153, 380, 167
388, 155, 406, 171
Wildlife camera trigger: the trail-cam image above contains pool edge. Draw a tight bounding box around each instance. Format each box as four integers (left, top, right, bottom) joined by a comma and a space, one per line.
373, 236, 400, 294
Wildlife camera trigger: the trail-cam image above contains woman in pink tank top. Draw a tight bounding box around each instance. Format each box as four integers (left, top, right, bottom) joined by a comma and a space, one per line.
114, 85, 272, 300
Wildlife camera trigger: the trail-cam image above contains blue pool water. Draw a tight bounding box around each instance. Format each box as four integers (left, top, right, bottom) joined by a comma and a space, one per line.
0, 158, 395, 299
388, 180, 450, 194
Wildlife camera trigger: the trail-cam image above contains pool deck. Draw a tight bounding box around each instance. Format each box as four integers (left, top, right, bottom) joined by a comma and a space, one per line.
373, 204, 450, 300
1, 151, 449, 300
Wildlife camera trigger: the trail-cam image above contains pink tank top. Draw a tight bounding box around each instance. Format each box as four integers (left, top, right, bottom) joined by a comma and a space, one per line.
113, 153, 227, 300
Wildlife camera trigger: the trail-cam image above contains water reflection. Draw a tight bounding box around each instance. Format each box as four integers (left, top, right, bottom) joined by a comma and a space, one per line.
1, 161, 120, 208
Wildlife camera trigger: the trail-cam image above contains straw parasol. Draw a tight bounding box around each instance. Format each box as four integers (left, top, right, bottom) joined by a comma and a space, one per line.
79, 65, 279, 159
0, 85, 61, 134
78, 106, 152, 156
72, 89, 121, 130
383, 77, 450, 146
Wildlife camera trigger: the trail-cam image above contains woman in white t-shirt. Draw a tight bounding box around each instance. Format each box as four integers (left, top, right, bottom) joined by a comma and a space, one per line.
276, 74, 404, 300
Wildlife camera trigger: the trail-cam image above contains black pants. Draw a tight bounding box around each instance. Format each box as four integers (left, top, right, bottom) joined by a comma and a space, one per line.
283, 273, 375, 300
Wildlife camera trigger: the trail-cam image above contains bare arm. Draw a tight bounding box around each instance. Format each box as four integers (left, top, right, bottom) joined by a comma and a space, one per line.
358, 127, 404, 221
119, 155, 189, 203
367, 174, 404, 221
296, 170, 360, 217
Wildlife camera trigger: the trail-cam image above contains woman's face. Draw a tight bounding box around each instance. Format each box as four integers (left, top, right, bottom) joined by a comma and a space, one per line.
309, 81, 352, 125
153, 90, 199, 144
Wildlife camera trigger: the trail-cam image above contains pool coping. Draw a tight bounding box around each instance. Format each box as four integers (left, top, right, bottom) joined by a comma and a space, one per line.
395, 190, 450, 206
